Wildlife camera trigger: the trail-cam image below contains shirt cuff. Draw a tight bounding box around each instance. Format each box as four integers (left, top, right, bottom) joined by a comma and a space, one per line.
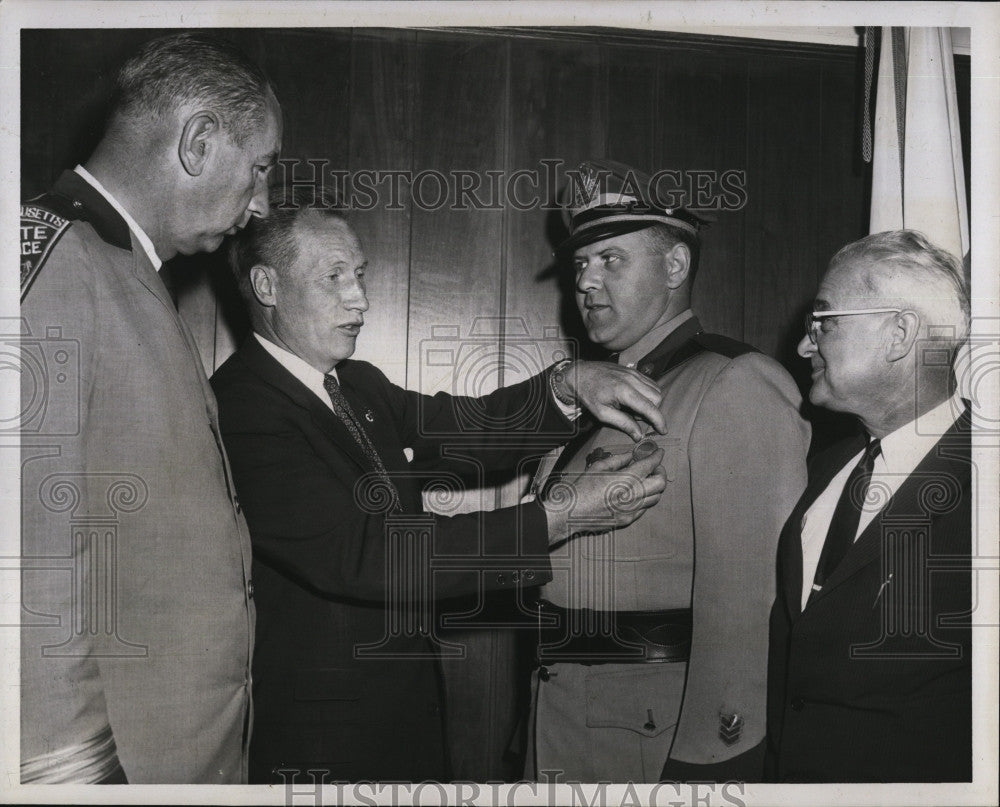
554, 397, 582, 421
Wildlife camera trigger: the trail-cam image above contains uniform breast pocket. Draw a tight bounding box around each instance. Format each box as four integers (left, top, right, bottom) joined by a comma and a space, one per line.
585, 664, 687, 737
581, 436, 684, 561
583, 435, 681, 481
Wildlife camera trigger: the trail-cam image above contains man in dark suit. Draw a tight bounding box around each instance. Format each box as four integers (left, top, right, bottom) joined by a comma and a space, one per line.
211, 185, 670, 783
767, 229, 973, 782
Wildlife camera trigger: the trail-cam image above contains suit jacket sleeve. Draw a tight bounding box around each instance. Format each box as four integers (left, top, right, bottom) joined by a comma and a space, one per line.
375, 363, 576, 472
664, 353, 810, 775
217, 365, 556, 604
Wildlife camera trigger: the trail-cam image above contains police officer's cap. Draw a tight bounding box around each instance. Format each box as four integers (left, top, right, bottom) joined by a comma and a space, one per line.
557, 158, 711, 255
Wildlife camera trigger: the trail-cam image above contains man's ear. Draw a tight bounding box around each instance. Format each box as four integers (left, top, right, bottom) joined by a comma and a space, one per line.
249, 264, 278, 307
886, 310, 921, 362
664, 242, 691, 290
179, 111, 222, 177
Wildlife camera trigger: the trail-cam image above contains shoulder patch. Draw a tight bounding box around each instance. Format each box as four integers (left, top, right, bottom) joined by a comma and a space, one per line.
20, 196, 77, 301
692, 332, 761, 360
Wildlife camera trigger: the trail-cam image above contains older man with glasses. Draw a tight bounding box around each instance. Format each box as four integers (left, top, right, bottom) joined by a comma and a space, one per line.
766, 229, 973, 782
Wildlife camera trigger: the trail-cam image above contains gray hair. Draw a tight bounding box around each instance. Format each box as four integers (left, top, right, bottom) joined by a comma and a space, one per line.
227, 184, 348, 304
111, 32, 273, 146
830, 230, 970, 348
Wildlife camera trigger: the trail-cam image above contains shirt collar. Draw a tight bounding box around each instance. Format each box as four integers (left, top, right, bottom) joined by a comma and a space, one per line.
254, 332, 337, 402
618, 309, 695, 368
74, 165, 162, 271
877, 391, 966, 476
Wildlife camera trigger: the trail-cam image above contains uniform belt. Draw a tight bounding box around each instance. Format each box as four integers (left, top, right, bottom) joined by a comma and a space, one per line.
534, 600, 692, 665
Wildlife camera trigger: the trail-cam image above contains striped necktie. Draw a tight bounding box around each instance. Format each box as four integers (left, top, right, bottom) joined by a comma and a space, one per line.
323, 374, 402, 514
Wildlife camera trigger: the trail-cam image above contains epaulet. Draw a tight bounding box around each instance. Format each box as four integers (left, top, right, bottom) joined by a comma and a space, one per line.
20, 192, 80, 301
691, 332, 762, 360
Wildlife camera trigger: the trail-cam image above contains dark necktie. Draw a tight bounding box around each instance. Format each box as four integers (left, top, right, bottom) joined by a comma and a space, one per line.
810, 437, 882, 601
323, 374, 402, 514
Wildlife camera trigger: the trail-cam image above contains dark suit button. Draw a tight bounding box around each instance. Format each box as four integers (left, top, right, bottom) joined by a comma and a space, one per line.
246, 579, 254, 599
511, 571, 520, 583
790, 698, 805, 711
538, 666, 550, 682
497, 573, 506, 585
525, 570, 535, 581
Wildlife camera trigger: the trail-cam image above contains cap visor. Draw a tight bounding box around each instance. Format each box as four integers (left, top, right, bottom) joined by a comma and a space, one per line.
554, 220, 657, 256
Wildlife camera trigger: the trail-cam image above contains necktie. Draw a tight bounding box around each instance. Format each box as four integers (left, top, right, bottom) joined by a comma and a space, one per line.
810, 437, 882, 601
323, 374, 402, 514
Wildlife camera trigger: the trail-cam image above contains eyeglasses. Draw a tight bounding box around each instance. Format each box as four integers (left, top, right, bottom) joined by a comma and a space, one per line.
804, 308, 903, 344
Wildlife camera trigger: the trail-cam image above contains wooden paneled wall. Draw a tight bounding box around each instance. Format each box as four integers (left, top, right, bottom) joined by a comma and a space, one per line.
20, 26, 971, 781
20, 27, 974, 389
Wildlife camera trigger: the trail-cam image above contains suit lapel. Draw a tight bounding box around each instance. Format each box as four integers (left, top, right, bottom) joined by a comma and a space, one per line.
237, 336, 374, 474
806, 411, 971, 606
782, 434, 867, 618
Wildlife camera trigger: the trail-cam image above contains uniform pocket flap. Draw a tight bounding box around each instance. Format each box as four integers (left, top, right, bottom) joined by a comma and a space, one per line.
585, 666, 685, 738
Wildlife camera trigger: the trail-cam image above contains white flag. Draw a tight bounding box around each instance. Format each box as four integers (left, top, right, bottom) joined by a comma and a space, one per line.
869, 27, 971, 397
870, 27, 969, 259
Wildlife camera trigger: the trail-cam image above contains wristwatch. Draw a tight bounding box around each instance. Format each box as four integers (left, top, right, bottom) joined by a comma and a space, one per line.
549, 359, 576, 406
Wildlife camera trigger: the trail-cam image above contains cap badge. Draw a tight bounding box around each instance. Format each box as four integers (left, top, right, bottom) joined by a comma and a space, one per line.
576, 163, 603, 208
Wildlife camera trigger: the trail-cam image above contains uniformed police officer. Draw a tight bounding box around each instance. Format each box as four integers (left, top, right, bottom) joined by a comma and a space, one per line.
525, 159, 810, 782
19, 33, 282, 783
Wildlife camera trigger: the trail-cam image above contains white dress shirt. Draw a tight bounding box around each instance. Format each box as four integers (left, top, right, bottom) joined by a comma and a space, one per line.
800, 391, 965, 609
74, 165, 162, 271
254, 332, 337, 411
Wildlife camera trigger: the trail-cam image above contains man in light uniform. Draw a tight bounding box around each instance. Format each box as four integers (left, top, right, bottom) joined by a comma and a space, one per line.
526, 159, 810, 782
20, 33, 282, 783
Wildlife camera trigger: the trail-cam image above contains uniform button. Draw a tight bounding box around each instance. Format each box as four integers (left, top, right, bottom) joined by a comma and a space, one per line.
496, 573, 506, 584
525, 570, 535, 581
246, 579, 254, 599
72, 199, 83, 209
233, 495, 242, 514
790, 698, 805, 711
538, 666, 550, 682
511, 571, 520, 583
